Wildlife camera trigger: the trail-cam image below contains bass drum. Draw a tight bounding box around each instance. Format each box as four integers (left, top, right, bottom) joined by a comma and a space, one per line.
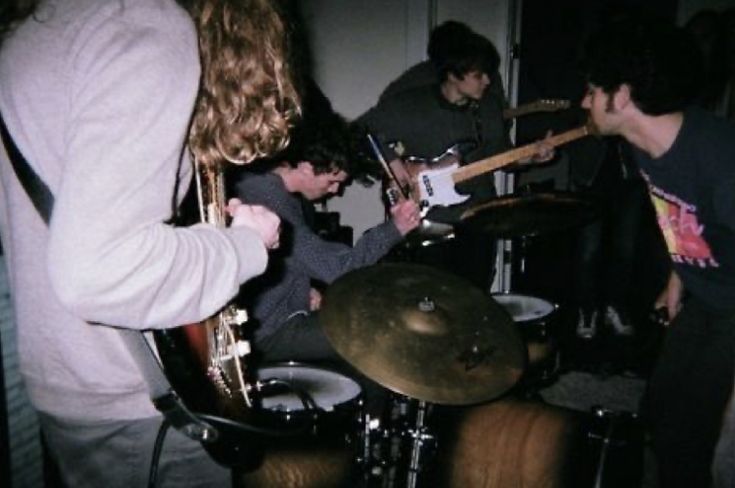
431, 400, 644, 488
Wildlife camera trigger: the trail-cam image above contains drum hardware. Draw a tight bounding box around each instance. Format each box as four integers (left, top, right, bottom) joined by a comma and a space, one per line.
358, 394, 439, 488
403, 219, 455, 249
320, 263, 526, 405
586, 407, 643, 488
405, 400, 434, 488
492, 292, 561, 391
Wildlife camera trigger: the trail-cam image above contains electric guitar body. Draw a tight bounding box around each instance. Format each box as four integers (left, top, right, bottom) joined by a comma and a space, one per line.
154, 161, 262, 469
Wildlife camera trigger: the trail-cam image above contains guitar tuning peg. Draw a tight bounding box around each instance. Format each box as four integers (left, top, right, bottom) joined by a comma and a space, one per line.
223, 306, 249, 326
385, 187, 400, 207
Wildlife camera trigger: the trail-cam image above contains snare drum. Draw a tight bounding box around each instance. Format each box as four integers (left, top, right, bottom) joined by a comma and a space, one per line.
256, 363, 364, 440
241, 363, 365, 487
492, 293, 560, 388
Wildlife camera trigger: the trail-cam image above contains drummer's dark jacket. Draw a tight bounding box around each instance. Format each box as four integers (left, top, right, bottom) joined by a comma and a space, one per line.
233, 171, 403, 342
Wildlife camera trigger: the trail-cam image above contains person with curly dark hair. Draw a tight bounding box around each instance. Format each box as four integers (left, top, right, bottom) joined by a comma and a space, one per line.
0, 0, 299, 486
234, 81, 420, 363
581, 14, 735, 488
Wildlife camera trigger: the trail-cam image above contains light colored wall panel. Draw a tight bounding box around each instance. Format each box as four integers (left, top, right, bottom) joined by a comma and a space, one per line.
301, 0, 431, 240
301, 0, 512, 240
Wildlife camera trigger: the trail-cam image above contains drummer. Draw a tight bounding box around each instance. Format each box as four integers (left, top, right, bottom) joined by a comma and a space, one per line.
232, 82, 420, 365
357, 21, 555, 291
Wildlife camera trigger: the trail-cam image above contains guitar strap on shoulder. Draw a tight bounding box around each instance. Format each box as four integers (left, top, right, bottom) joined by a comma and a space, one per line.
0, 112, 216, 442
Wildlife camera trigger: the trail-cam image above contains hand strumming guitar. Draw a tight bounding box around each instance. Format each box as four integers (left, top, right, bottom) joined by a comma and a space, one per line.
227, 198, 281, 249
385, 158, 415, 201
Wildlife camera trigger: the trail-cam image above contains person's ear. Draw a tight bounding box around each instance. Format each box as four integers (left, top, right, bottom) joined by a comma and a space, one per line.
447, 72, 461, 84
615, 84, 633, 109
296, 161, 315, 176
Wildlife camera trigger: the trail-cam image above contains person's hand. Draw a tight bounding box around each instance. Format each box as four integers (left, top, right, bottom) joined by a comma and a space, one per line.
653, 271, 683, 326
390, 199, 421, 236
309, 288, 322, 311
531, 130, 556, 163
227, 198, 281, 249
387, 158, 414, 198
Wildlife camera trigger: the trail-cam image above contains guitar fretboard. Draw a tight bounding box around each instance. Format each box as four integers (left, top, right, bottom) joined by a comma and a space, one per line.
452, 124, 591, 184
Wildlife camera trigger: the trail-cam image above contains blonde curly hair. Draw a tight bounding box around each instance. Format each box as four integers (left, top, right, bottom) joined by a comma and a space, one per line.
186, 0, 301, 167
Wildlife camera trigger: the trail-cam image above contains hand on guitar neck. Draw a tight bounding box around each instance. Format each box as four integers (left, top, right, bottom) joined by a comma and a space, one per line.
514, 130, 557, 168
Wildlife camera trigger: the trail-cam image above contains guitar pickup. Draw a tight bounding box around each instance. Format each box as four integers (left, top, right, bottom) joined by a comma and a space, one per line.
421, 174, 434, 196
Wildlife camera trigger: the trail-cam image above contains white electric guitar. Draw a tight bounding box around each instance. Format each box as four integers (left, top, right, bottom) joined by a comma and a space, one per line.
411, 123, 592, 215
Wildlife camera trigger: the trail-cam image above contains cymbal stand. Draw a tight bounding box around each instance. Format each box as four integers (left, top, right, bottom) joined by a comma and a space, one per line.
405, 400, 434, 488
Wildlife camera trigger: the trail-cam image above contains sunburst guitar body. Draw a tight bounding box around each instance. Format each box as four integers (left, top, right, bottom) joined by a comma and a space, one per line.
154, 161, 262, 468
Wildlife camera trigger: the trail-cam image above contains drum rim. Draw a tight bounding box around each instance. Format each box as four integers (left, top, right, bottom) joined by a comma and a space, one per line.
491, 292, 557, 321
256, 361, 362, 413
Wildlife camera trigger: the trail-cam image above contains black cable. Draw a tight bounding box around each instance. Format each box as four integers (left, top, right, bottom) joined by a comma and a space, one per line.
258, 378, 320, 411
145, 378, 322, 485
148, 419, 171, 488
193, 378, 323, 438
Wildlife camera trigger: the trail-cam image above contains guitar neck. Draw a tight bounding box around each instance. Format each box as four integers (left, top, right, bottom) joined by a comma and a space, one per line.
502, 104, 538, 120
452, 125, 590, 184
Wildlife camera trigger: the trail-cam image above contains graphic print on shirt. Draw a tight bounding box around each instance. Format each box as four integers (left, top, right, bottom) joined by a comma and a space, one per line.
645, 177, 719, 269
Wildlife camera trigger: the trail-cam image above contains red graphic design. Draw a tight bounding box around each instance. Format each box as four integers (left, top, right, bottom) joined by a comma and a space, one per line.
649, 188, 719, 268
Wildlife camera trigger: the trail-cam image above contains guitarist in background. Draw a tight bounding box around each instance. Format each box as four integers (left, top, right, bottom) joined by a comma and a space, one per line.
0, 0, 297, 486
357, 21, 554, 290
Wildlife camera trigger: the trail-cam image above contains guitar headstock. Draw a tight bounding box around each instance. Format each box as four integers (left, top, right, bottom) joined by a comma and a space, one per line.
533, 99, 572, 112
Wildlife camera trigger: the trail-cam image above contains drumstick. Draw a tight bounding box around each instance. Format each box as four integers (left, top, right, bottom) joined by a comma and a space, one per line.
366, 133, 410, 201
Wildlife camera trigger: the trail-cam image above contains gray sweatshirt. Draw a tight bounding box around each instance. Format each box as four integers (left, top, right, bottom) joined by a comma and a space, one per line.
0, 0, 268, 421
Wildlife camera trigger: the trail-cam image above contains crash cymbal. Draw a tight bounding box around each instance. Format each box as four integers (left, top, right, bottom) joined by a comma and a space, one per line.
459, 192, 597, 238
320, 263, 525, 405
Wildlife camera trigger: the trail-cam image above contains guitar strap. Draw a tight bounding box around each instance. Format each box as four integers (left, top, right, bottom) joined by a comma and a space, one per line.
0, 112, 216, 442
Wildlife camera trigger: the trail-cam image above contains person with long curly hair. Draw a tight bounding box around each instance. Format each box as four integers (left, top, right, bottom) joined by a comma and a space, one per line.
0, 0, 299, 486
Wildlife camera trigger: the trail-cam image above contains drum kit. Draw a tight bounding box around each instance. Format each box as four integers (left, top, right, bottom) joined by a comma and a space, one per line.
248, 192, 598, 487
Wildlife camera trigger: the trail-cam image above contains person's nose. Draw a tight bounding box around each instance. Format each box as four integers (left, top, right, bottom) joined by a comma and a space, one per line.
581, 95, 591, 109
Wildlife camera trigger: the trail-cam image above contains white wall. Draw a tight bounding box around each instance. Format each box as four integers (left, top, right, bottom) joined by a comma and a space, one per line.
300, 0, 514, 240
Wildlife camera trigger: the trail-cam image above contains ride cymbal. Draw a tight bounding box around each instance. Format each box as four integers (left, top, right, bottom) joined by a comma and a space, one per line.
459, 192, 597, 238
320, 263, 525, 405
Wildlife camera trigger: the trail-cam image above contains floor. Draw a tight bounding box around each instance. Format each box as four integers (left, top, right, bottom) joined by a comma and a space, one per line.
500, 223, 670, 488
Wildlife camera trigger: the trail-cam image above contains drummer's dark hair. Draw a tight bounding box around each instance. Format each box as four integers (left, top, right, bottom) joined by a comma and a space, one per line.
582, 14, 702, 115
260, 79, 374, 185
